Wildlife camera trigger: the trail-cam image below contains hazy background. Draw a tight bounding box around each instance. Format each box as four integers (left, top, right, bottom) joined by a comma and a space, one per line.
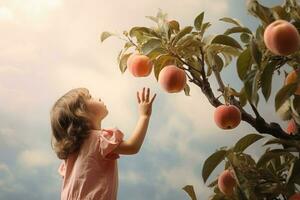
0, 0, 287, 199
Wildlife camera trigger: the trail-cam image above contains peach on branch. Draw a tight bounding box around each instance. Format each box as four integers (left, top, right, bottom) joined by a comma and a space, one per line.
127, 54, 153, 77
218, 169, 236, 196
214, 104, 241, 130
264, 20, 300, 56
158, 65, 187, 93
289, 193, 300, 200
285, 69, 300, 95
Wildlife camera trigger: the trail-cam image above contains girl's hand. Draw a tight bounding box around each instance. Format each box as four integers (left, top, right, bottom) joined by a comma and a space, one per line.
137, 87, 156, 117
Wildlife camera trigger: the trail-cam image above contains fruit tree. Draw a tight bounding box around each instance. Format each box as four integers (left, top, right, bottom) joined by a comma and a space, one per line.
101, 0, 300, 199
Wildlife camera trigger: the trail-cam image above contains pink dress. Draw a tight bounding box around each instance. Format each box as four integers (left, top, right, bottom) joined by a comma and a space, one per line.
58, 128, 124, 200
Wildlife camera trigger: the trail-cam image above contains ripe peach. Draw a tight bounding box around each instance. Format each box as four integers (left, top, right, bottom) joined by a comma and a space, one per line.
285, 69, 300, 95
214, 105, 241, 129
127, 54, 153, 77
264, 20, 300, 56
289, 193, 300, 200
158, 65, 187, 93
218, 169, 236, 196
286, 119, 298, 135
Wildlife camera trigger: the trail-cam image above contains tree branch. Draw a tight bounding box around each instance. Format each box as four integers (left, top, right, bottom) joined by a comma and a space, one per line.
179, 51, 300, 141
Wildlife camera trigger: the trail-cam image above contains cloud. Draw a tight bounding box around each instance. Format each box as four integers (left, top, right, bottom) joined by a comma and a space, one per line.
160, 164, 211, 198
119, 170, 146, 185
0, 128, 26, 148
0, 163, 15, 192
17, 149, 55, 168
167, 86, 217, 135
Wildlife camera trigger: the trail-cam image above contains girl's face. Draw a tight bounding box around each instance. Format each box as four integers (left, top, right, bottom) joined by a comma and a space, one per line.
85, 93, 108, 122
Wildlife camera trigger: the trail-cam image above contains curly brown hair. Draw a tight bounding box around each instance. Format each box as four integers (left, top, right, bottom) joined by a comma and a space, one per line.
50, 88, 93, 160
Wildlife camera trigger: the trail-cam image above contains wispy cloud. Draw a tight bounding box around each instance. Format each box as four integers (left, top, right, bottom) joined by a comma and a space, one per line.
17, 149, 55, 168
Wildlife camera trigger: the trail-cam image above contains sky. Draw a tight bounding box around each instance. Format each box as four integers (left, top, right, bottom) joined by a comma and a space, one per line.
0, 0, 288, 199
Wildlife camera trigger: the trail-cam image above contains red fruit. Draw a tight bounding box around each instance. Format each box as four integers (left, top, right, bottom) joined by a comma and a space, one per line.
218, 169, 236, 196
264, 20, 300, 56
286, 119, 298, 135
158, 65, 187, 93
127, 54, 153, 77
214, 105, 241, 130
289, 193, 300, 200
285, 69, 300, 95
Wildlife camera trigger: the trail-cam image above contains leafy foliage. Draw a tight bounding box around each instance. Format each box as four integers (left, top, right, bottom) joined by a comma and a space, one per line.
101, 0, 300, 199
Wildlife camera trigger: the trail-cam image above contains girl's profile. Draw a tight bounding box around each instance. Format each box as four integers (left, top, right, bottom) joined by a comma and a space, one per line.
50, 87, 156, 200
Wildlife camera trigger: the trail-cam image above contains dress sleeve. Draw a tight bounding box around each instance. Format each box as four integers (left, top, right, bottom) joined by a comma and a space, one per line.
98, 128, 124, 160
58, 161, 65, 178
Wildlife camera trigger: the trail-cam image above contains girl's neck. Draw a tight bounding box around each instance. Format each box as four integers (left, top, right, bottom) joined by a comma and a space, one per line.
90, 120, 102, 131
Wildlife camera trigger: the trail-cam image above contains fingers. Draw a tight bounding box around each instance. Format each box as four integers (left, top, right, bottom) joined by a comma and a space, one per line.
137, 87, 157, 104
146, 88, 150, 102
141, 87, 145, 102
150, 93, 157, 104
137, 91, 141, 103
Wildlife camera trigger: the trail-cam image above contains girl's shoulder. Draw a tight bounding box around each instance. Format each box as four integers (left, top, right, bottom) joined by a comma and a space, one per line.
89, 127, 121, 137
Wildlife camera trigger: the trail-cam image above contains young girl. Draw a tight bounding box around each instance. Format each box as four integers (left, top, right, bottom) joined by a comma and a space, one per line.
50, 87, 156, 200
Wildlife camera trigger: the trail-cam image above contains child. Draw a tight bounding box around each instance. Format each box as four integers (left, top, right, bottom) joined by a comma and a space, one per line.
50, 87, 157, 200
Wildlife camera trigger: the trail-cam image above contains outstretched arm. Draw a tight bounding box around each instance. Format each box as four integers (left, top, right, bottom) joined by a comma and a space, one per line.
112, 87, 157, 155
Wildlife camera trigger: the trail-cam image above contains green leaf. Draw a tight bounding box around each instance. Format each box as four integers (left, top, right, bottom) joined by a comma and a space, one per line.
263, 138, 299, 148
234, 133, 264, 153
176, 34, 194, 47
224, 27, 252, 35
291, 96, 300, 124
239, 87, 247, 107
194, 12, 204, 31
154, 55, 174, 81
243, 69, 256, 102
156, 9, 168, 22
251, 70, 260, 107
199, 22, 211, 36
171, 26, 193, 45
261, 61, 277, 102
250, 38, 262, 67
219, 17, 243, 27
287, 159, 300, 186
129, 27, 160, 38
202, 150, 227, 183
206, 44, 241, 57
213, 54, 224, 72
100, 31, 114, 42
147, 47, 168, 61
276, 99, 292, 121
247, 0, 275, 25
237, 47, 252, 80
119, 53, 132, 73
240, 33, 251, 43
211, 34, 242, 50
207, 179, 218, 188
255, 25, 264, 42
271, 5, 290, 21
141, 39, 162, 56
183, 84, 190, 96
257, 149, 294, 168
275, 83, 298, 111
182, 185, 197, 200
220, 52, 232, 67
